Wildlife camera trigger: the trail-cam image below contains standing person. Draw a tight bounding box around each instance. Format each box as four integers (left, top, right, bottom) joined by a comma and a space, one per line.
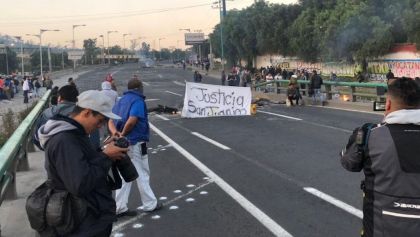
33, 85, 79, 150
22, 77, 30, 103
310, 70, 323, 105
45, 77, 54, 90
37, 90, 128, 236
340, 77, 420, 237
221, 70, 226, 86
105, 73, 117, 91
108, 78, 162, 217
193, 71, 202, 83
101, 81, 118, 106
68, 77, 76, 87
13, 76, 19, 94
205, 61, 210, 75
34, 78, 41, 98
386, 69, 395, 82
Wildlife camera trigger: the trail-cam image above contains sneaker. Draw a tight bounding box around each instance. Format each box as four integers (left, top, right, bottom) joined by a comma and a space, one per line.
144, 202, 163, 213
116, 210, 138, 218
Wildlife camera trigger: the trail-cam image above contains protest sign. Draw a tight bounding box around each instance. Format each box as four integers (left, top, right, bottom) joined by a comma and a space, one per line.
182, 82, 252, 118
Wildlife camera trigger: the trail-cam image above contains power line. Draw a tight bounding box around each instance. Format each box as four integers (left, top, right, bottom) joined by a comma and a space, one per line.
0, 2, 213, 26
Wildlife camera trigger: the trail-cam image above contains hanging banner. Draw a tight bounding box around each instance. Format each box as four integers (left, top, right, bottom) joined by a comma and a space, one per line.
182, 82, 252, 118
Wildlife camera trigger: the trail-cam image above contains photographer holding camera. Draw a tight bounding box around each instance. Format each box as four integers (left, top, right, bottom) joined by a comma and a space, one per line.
340, 77, 420, 237
108, 76, 162, 218
37, 90, 128, 236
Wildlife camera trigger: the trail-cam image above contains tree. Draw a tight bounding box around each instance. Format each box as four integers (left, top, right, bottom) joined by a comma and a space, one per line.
0, 47, 17, 74
83, 39, 98, 65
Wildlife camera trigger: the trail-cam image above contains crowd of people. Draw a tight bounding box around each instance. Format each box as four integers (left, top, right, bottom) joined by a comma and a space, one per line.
219, 65, 325, 106
0, 74, 53, 103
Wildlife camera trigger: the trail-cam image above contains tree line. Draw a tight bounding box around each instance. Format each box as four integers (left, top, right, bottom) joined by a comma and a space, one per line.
209, 0, 420, 70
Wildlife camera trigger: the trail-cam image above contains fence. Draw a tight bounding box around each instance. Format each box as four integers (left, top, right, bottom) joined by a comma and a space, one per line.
0, 90, 51, 205
254, 79, 388, 102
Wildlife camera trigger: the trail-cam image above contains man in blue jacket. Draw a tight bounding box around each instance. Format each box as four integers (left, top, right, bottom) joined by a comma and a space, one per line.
108, 77, 162, 217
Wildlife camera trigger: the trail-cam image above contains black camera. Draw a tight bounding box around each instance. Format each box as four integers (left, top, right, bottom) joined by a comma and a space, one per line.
114, 137, 139, 182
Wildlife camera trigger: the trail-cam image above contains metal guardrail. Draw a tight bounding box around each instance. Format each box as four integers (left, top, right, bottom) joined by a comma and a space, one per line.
254, 79, 388, 102
0, 90, 51, 205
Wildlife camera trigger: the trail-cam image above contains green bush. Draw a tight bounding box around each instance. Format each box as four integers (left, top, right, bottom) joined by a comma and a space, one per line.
0, 102, 37, 148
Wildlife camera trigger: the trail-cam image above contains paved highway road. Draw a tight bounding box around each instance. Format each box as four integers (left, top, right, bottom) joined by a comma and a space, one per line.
75, 63, 383, 237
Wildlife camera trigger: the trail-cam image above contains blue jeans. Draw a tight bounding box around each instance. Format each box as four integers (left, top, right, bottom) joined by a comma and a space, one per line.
312, 89, 323, 104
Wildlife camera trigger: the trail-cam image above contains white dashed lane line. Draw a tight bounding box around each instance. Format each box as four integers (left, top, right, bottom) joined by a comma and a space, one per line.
165, 91, 183, 97
303, 187, 363, 219
191, 132, 231, 150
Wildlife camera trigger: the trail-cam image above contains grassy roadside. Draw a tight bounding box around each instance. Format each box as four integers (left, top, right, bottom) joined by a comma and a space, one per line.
0, 102, 37, 148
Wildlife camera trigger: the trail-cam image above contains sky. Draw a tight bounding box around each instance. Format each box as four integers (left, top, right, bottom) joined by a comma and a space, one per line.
0, 0, 298, 50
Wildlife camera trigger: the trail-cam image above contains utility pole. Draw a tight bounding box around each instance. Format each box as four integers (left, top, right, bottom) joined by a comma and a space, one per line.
72, 24, 86, 72
99, 35, 105, 64
222, 0, 226, 17
47, 45, 52, 73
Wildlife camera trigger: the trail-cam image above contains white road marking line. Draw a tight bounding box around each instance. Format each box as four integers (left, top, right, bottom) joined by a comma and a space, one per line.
173, 81, 185, 86
112, 180, 214, 232
142, 81, 150, 86
303, 121, 352, 133
110, 70, 120, 76
303, 187, 363, 219
145, 98, 159, 102
149, 123, 293, 237
158, 74, 163, 78
308, 105, 383, 115
258, 110, 352, 133
165, 90, 183, 97
191, 132, 231, 150
258, 110, 303, 121
155, 114, 170, 121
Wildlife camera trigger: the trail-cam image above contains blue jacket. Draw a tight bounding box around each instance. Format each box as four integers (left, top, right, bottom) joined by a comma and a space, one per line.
112, 90, 149, 144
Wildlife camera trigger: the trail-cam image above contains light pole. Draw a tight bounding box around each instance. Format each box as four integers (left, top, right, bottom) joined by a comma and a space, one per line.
177, 40, 183, 61
158, 38, 165, 61
219, 0, 225, 70
123, 33, 131, 61
14, 36, 24, 76
72, 24, 86, 71
99, 35, 105, 64
40, 29, 60, 79
107, 30, 118, 64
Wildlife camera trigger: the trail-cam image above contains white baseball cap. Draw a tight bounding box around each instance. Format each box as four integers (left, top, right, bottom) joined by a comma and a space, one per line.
77, 90, 121, 120
291, 75, 298, 78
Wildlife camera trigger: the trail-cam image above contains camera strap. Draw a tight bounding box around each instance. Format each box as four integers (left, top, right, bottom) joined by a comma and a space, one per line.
356, 123, 377, 160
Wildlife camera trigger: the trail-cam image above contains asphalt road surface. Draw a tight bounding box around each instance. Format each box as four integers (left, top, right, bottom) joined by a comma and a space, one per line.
75, 63, 384, 237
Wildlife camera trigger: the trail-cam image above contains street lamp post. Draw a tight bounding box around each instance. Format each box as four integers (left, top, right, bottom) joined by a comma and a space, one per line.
158, 38, 165, 61
123, 33, 131, 62
107, 31, 118, 64
219, 0, 225, 70
39, 29, 60, 80
99, 35, 105, 64
72, 24, 86, 71
14, 36, 24, 75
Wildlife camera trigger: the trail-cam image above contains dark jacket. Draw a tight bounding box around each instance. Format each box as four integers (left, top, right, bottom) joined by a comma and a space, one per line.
341, 109, 420, 237
33, 102, 76, 150
38, 115, 115, 236
310, 74, 323, 89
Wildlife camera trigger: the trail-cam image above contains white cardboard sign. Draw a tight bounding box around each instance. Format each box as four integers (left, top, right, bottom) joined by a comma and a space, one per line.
182, 82, 252, 118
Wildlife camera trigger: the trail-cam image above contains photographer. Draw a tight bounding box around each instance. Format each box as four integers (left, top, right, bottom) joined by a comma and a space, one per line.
37, 90, 128, 236
108, 77, 162, 218
340, 77, 420, 237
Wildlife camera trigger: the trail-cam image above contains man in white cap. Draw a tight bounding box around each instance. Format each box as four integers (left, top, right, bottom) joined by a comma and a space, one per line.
37, 90, 128, 236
